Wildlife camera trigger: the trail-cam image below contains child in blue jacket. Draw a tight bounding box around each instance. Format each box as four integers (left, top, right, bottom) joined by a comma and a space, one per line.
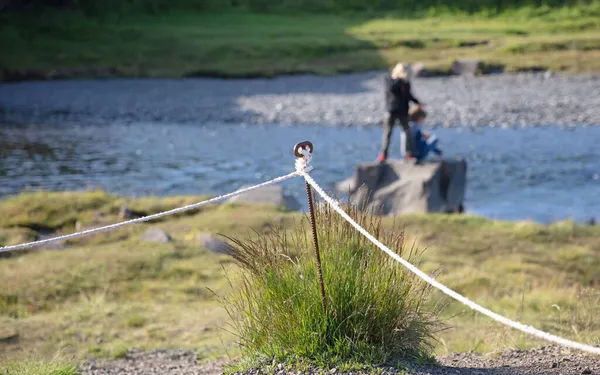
402, 108, 442, 162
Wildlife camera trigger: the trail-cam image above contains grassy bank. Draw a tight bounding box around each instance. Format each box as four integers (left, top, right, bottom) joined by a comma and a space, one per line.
2, 5, 600, 81
1, 191, 600, 371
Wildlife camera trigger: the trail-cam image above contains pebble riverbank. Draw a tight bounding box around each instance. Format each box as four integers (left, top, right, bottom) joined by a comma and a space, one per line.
1, 72, 600, 127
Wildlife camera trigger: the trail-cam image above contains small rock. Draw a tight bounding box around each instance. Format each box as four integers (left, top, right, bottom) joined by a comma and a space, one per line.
451, 59, 483, 76
120, 206, 146, 220
0, 327, 18, 343
227, 185, 301, 210
96, 336, 103, 344
140, 228, 172, 243
582, 369, 592, 375
196, 233, 232, 254
552, 362, 559, 368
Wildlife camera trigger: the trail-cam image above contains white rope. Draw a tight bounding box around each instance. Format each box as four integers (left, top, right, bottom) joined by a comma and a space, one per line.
5, 143, 598, 355
301, 171, 600, 355
0, 171, 304, 253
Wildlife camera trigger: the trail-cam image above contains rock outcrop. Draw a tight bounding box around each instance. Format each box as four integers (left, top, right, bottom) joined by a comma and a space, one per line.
336, 159, 467, 215
227, 185, 301, 211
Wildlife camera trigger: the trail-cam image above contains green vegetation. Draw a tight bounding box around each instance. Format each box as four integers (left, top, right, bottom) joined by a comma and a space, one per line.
1, 191, 599, 369
0, 190, 294, 364
223, 202, 441, 371
1, 360, 79, 375
2, 0, 596, 15
2, 3, 600, 81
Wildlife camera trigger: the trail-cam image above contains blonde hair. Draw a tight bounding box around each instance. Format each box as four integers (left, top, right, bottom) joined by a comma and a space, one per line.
391, 63, 411, 80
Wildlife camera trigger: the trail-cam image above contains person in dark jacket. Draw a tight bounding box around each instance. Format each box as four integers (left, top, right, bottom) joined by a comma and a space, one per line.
378, 63, 423, 163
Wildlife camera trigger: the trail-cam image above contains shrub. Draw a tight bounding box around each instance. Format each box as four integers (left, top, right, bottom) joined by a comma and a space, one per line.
221, 201, 443, 370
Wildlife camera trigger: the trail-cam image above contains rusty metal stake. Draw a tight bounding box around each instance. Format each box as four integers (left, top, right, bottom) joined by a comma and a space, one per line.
294, 141, 327, 315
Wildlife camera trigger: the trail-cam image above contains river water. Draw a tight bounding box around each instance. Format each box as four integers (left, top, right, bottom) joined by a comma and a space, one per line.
1, 121, 598, 223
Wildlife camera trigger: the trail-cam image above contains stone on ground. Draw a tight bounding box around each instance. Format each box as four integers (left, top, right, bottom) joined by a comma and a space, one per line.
196, 233, 232, 255
227, 185, 301, 210
451, 59, 483, 76
336, 159, 467, 215
140, 228, 172, 243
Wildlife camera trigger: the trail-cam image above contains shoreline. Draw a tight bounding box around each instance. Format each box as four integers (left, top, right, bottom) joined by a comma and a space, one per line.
0, 189, 596, 227
2, 71, 600, 128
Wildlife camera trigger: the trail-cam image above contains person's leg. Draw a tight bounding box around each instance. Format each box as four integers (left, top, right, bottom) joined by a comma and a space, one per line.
399, 116, 415, 157
379, 113, 394, 162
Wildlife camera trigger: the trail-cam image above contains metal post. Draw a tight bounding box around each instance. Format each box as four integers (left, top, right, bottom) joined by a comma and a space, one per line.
294, 141, 327, 315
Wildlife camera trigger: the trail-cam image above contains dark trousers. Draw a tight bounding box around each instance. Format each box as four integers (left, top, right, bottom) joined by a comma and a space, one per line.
380, 112, 413, 160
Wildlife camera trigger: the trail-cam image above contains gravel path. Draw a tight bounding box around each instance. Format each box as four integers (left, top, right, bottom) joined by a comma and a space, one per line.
81, 349, 226, 375
80, 346, 600, 374
1, 72, 600, 127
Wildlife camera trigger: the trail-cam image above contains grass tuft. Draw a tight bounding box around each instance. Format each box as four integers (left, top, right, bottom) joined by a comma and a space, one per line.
2, 360, 79, 375
222, 201, 443, 371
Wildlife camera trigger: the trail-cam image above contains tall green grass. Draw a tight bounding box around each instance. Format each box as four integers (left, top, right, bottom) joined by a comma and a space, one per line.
1, 361, 78, 375
222, 201, 443, 371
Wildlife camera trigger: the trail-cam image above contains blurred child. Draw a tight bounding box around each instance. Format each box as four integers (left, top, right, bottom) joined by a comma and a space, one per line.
378, 63, 423, 163
401, 107, 442, 162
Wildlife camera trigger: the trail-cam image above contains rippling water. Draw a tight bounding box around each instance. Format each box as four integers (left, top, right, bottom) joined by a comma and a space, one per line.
1, 122, 599, 223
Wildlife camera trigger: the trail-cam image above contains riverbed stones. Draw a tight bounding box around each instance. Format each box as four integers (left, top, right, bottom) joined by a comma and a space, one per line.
227, 185, 301, 210
140, 228, 172, 243
2, 72, 600, 127
336, 159, 466, 215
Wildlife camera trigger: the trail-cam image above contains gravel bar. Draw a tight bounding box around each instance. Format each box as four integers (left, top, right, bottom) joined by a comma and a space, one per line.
1, 72, 600, 127
80, 346, 600, 374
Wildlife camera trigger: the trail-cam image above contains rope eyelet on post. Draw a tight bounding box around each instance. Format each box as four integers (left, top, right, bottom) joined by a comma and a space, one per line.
293, 141, 313, 175
294, 141, 327, 314
293, 141, 313, 158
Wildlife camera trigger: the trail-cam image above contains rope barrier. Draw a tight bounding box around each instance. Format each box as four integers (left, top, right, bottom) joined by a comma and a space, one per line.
299, 168, 600, 355
0, 171, 305, 253
3, 141, 599, 355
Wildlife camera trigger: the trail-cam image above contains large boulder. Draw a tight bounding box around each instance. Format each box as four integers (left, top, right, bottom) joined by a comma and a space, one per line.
227, 185, 301, 211
336, 159, 467, 215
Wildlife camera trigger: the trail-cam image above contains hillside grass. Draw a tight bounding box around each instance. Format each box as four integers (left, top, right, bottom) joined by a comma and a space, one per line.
2, 4, 600, 81
1, 191, 600, 368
